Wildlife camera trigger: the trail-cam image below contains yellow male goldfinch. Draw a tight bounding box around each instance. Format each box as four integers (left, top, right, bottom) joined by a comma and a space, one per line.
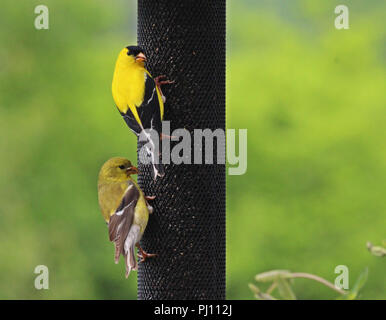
98, 157, 156, 278
112, 46, 173, 180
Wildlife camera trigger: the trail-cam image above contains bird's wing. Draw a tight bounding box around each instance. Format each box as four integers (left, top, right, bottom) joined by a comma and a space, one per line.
121, 72, 164, 136
136, 72, 164, 133
108, 183, 140, 263
122, 109, 143, 136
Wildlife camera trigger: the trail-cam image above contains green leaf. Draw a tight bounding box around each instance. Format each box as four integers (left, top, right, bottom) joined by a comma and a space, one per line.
277, 277, 296, 300
341, 268, 368, 300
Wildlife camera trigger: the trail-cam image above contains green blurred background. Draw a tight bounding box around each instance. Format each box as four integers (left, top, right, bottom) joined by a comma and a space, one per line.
0, 0, 384, 299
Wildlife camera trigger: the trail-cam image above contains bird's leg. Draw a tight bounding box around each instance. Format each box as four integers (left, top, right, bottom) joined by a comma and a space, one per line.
154, 75, 174, 103
136, 243, 157, 263
154, 75, 175, 89
160, 126, 190, 141
160, 133, 179, 140
145, 195, 155, 213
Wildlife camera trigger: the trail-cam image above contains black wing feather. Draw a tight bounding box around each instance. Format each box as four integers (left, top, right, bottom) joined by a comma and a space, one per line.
120, 74, 162, 135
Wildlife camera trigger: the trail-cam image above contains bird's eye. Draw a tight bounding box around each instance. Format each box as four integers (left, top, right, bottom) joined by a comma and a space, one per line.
119, 165, 125, 169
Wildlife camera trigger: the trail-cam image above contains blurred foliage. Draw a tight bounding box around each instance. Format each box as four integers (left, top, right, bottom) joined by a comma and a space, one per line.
367, 241, 386, 257
0, 0, 385, 299
250, 268, 368, 300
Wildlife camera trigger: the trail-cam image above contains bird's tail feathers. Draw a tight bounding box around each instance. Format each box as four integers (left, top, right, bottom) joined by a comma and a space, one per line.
152, 162, 165, 180
125, 245, 137, 278
109, 217, 129, 264
138, 137, 165, 180
114, 242, 120, 264
124, 225, 140, 278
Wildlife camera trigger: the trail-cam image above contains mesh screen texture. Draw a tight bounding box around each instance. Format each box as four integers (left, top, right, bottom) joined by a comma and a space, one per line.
137, 0, 226, 300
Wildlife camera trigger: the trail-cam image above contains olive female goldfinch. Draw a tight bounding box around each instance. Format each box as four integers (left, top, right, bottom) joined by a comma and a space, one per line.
98, 157, 156, 278
112, 46, 173, 180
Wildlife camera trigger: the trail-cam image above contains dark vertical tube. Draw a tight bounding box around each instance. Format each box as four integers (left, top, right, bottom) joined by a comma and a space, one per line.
137, 0, 226, 299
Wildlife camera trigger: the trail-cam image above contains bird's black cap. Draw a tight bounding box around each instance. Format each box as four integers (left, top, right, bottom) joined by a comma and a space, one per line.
126, 45, 145, 56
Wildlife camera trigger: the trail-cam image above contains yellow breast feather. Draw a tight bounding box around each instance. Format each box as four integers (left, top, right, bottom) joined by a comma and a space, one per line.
112, 60, 148, 126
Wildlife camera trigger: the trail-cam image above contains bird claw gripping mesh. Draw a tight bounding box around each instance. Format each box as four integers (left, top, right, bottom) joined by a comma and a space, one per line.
137, 0, 226, 300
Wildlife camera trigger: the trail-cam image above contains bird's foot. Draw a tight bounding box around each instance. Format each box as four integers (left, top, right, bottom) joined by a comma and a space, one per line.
145, 195, 155, 213
154, 75, 175, 87
160, 133, 180, 140
154, 75, 174, 103
136, 244, 157, 263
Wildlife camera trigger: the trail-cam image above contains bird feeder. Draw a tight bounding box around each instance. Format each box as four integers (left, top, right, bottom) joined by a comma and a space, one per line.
137, 0, 226, 299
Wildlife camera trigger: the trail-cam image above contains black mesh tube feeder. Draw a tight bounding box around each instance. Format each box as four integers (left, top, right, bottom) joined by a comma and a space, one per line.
137, 0, 226, 300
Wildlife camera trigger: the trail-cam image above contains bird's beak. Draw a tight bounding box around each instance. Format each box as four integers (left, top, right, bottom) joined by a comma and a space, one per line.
126, 166, 139, 175
135, 53, 147, 63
